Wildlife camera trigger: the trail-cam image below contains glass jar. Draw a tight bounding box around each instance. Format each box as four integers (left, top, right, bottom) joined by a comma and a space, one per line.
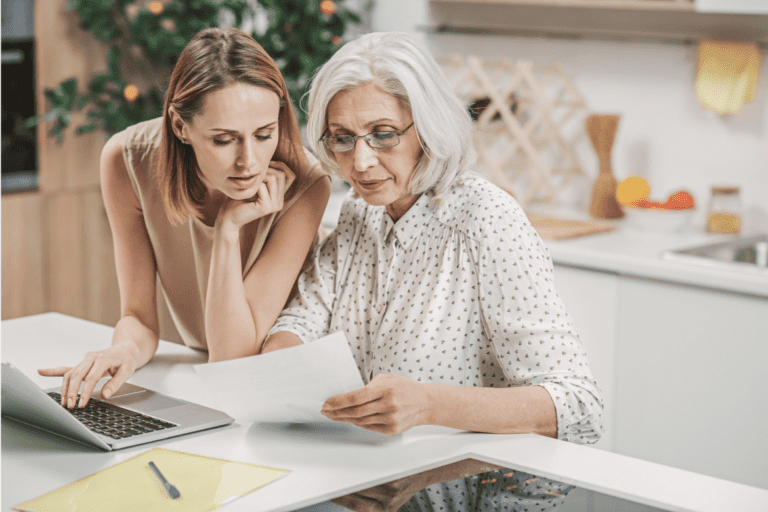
707, 186, 742, 234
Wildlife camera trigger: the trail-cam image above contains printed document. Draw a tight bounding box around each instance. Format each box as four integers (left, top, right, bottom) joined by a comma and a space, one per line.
194, 332, 365, 423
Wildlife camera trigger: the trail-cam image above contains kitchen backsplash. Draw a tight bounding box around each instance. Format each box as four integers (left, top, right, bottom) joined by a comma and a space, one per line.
369, 0, 768, 233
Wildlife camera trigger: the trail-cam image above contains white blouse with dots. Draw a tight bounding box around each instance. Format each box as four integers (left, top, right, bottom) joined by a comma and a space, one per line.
269, 172, 604, 444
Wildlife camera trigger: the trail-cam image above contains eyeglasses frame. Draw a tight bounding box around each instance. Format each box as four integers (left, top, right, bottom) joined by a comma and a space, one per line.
320, 122, 415, 153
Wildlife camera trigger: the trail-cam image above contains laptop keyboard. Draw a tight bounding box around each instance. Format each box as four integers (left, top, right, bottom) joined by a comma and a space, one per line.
48, 392, 177, 440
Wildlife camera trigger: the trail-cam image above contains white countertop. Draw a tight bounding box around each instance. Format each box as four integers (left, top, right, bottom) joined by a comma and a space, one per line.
323, 190, 768, 298
3, 313, 768, 512
544, 226, 768, 298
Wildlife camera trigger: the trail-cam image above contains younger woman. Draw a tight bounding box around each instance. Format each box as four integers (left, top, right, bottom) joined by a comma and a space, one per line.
40, 27, 330, 409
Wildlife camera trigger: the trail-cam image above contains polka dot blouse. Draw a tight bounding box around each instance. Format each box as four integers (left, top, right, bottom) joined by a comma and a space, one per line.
402, 468, 574, 512
269, 172, 604, 444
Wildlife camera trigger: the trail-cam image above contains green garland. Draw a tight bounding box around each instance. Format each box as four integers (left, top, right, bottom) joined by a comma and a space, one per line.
37, 0, 361, 141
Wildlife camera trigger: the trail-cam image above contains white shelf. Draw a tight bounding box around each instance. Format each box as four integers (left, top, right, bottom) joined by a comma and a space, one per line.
427, 0, 768, 47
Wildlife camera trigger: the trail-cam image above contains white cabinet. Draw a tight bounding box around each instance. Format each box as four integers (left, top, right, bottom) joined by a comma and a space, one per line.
427, 0, 768, 47
696, 0, 768, 14
552, 264, 620, 452
553, 262, 768, 489
614, 276, 768, 490
429, 0, 694, 10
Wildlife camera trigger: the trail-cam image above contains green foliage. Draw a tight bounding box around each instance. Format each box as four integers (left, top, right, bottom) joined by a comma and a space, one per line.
256, 0, 361, 116
40, 78, 78, 141
35, 0, 360, 140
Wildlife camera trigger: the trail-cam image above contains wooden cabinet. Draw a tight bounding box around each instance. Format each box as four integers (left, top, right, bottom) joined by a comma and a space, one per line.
2, 192, 46, 320
44, 187, 121, 325
552, 263, 768, 489
1, 1, 121, 327
2, 0, 185, 345
34, 0, 105, 192
1, 187, 121, 327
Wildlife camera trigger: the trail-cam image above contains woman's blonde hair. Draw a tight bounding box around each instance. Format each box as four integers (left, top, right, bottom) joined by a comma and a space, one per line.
306, 32, 475, 202
158, 27, 306, 224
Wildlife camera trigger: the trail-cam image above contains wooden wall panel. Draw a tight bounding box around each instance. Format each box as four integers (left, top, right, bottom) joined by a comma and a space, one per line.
82, 189, 121, 326
34, 0, 106, 192
26, 1, 194, 343
26, 1, 121, 327
41, 188, 122, 326
45, 191, 86, 318
2, 189, 121, 326
1, 193, 46, 319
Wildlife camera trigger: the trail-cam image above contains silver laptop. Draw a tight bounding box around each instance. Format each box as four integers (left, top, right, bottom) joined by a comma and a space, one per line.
1, 362, 233, 451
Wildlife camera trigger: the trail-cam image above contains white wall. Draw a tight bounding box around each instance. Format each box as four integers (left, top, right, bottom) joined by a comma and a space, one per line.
368, 0, 768, 233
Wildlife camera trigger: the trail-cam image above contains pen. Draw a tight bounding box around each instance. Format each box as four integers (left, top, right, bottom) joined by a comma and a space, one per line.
148, 460, 181, 499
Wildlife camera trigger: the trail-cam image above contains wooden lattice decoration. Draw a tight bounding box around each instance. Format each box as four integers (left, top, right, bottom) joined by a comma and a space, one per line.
441, 55, 589, 207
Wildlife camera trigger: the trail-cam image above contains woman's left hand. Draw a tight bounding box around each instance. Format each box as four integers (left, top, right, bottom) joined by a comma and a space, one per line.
321, 374, 429, 435
215, 161, 295, 233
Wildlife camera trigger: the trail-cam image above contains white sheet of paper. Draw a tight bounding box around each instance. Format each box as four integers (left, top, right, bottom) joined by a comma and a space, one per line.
193, 332, 365, 423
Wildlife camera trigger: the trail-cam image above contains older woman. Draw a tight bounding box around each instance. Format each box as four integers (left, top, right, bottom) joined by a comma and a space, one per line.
265, 31, 603, 442
264, 30, 602, 510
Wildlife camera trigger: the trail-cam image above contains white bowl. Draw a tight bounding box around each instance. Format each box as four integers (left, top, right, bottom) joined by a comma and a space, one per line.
623, 206, 696, 233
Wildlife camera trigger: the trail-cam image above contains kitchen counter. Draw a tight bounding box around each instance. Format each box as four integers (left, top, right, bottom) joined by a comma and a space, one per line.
544, 226, 768, 298
322, 189, 768, 299
5, 313, 768, 511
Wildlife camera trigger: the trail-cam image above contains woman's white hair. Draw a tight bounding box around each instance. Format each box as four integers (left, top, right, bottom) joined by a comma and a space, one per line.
306, 31, 475, 202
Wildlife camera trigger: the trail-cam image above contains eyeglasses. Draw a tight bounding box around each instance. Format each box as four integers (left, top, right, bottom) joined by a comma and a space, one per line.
320, 123, 414, 152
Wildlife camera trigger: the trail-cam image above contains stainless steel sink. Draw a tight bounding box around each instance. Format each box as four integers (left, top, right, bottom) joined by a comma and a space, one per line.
662, 234, 768, 275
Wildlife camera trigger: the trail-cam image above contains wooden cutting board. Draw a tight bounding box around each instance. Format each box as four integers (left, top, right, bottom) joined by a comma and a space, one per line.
527, 214, 616, 241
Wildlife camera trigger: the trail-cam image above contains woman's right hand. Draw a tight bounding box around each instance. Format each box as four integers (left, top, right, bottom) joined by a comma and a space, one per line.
215, 162, 295, 235
38, 341, 140, 409
332, 472, 429, 511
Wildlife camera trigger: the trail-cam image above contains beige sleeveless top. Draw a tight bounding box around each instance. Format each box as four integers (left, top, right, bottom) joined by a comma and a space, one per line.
121, 117, 327, 351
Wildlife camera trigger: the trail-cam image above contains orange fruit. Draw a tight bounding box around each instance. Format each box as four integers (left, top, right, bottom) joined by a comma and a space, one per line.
633, 198, 665, 209
663, 190, 695, 210
616, 176, 650, 206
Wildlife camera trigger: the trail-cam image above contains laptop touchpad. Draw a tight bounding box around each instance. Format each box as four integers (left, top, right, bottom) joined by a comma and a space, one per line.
108, 390, 187, 412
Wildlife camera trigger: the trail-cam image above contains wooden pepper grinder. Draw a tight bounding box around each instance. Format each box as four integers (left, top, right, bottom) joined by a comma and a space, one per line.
587, 114, 625, 219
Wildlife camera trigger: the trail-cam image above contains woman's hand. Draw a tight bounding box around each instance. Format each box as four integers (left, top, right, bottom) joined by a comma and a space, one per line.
215, 161, 295, 234
321, 374, 430, 435
331, 458, 505, 511
37, 342, 140, 409
332, 472, 430, 512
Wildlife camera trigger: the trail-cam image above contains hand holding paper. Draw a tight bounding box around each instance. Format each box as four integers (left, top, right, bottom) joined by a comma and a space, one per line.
321, 373, 430, 435
194, 332, 365, 424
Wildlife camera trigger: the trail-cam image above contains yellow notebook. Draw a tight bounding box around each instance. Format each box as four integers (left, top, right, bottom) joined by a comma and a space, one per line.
14, 447, 290, 512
